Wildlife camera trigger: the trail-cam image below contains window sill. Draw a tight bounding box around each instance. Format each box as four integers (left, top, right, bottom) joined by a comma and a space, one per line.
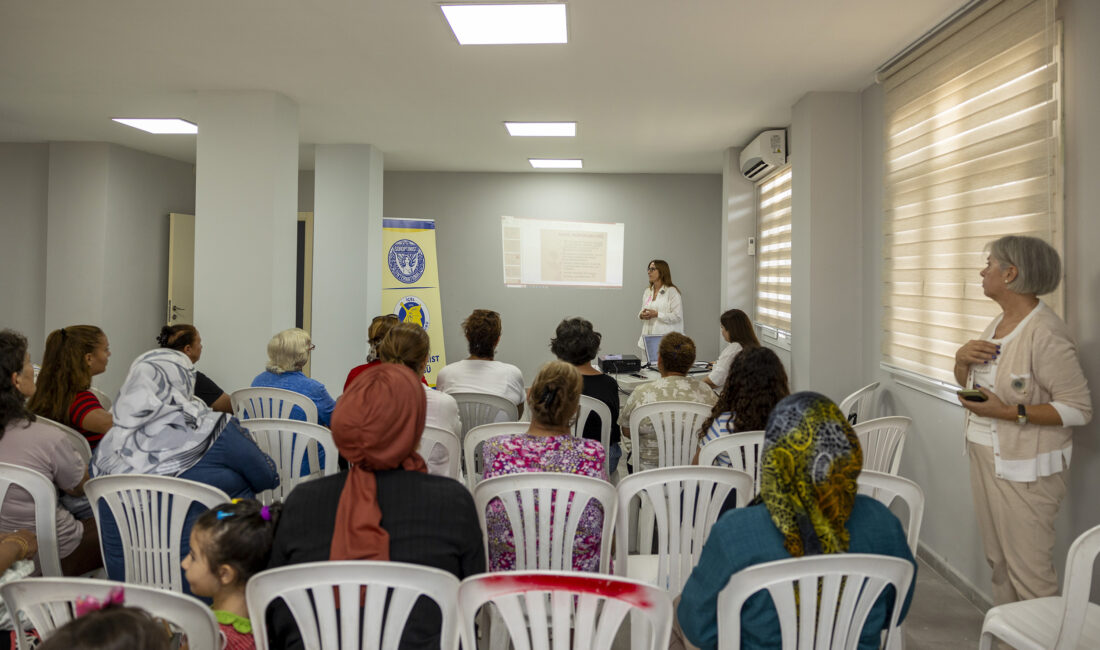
756, 324, 791, 351
880, 363, 964, 407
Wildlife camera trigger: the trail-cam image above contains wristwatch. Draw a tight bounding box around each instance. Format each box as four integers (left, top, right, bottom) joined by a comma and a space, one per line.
1017, 404, 1028, 425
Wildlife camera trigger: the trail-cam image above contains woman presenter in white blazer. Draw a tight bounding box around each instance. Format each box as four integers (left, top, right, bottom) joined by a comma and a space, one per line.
638, 259, 684, 350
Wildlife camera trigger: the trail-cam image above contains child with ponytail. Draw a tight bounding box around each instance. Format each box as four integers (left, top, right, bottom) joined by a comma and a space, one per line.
182, 499, 281, 650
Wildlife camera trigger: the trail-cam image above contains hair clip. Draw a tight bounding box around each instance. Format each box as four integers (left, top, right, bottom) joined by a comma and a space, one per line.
260, 505, 271, 521
59, 328, 67, 340
216, 510, 235, 520
75, 586, 124, 617
541, 386, 558, 407
230, 498, 243, 504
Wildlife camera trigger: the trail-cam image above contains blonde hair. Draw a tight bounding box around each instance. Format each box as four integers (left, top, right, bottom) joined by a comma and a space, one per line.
528, 360, 582, 428
367, 315, 401, 361
378, 323, 430, 373
266, 328, 311, 374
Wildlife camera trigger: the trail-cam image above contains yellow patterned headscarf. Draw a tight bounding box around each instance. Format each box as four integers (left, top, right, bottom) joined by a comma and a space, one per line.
759, 392, 862, 557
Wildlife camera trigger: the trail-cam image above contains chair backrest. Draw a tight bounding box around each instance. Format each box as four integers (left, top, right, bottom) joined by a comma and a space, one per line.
853, 416, 911, 475
698, 430, 765, 496
230, 386, 318, 423
420, 425, 462, 480
87, 386, 113, 410
627, 401, 712, 471
615, 466, 753, 596
717, 554, 914, 650
0, 577, 220, 650
36, 417, 92, 465
0, 463, 62, 577
474, 472, 618, 573
575, 394, 613, 451
463, 422, 530, 489
84, 475, 230, 591
838, 382, 879, 425
451, 392, 519, 436
239, 418, 338, 505
458, 571, 673, 650
857, 471, 924, 555
1053, 523, 1100, 650
247, 560, 460, 650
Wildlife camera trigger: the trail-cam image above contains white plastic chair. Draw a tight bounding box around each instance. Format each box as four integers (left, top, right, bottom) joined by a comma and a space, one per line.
230, 386, 318, 423
239, 418, 337, 505
838, 382, 879, 425
853, 416, 911, 475
451, 392, 520, 437
463, 422, 530, 489
980, 523, 1100, 650
717, 554, 914, 650
627, 401, 712, 472
0, 463, 63, 577
575, 394, 613, 453
0, 577, 220, 650
459, 571, 674, 650
474, 472, 618, 573
36, 416, 92, 465
698, 430, 765, 496
420, 425, 463, 480
247, 560, 460, 650
84, 475, 230, 591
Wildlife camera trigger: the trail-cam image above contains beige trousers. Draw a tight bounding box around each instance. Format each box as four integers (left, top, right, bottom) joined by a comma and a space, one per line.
968, 442, 1066, 606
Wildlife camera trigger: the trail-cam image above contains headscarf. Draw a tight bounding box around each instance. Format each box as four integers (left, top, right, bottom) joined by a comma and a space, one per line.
91, 349, 228, 477
758, 391, 862, 557
329, 363, 427, 561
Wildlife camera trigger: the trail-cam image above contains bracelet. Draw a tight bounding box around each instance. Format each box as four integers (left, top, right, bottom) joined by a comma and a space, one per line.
1, 536, 30, 560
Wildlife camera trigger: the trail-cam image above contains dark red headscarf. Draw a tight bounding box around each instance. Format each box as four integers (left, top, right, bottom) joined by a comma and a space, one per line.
329, 363, 427, 561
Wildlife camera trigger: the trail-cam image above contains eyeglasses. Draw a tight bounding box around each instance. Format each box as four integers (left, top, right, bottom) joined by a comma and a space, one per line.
308, 344, 316, 352
647, 266, 657, 271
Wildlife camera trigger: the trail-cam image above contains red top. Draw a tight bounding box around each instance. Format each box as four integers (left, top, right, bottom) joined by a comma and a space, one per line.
344, 360, 428, 393
68, 391, 106, 449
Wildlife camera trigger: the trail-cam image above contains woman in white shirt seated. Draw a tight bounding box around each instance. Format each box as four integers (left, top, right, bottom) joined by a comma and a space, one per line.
703, 308, 760, 390
378, 323, 460, 476
436, 309, 525, 418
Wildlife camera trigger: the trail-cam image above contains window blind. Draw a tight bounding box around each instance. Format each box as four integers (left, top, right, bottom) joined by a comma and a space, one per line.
755, 165, 793, 334
880, 0, 1061, 384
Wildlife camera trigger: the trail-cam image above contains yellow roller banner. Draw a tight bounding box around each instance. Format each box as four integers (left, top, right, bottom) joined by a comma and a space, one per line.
382, 218, 446, 386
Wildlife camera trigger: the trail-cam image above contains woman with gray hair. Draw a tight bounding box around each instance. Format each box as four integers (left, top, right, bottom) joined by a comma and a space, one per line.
954, 235, 1091, 606
251, 328, 336, 426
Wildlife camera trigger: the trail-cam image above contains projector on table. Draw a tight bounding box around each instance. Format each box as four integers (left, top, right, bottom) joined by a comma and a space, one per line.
598, 354, 641, 374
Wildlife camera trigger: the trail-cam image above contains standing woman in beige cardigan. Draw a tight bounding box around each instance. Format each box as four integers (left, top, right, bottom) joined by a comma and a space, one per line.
954, 235, 1092, 606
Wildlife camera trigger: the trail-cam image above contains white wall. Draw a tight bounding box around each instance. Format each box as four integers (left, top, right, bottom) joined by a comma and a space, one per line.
720, 147, 759, 355
383, 172, 723, 382
0, 143, 49, 356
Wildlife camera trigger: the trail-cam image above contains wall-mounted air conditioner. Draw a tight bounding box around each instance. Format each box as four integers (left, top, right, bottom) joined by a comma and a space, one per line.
739, 129, 787, 181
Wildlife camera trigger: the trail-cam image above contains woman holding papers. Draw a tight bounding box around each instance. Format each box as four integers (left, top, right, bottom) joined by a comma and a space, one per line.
638, 259, 683, 352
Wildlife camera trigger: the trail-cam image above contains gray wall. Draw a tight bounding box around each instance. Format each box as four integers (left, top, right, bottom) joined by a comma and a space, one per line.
383, 172, 723, 382
856, 0, 1100, 604
0, 143, 50, 356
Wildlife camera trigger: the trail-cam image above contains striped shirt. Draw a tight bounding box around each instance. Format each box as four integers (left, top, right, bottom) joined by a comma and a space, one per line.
68, 390, 106, 449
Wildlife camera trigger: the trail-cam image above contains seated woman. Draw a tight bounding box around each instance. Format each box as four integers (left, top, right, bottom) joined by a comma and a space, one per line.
0, 330, 102, 576
28, 325, 112, 450
251, 328, 336, 426
343, 314, 399, 392
703, 308, 760, 390
676, 392, 916, 650
436, 309, 525, 418
481, 361, 608, 572
378, 323, 459, 476
550, 317, 621, 473
266, 363, 484, 649
91, 348, 278, 587
695, 346, 789, 466
156, 324, 231, 413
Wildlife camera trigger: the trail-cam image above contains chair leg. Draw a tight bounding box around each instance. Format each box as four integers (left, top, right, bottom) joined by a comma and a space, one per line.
978, 631, 993, 650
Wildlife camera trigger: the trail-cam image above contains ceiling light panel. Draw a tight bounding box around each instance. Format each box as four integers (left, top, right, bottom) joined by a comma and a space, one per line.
529, 158, 583, 169
505, 122, 576, 137
441, 4, 568, 45
112, 118, 197, 134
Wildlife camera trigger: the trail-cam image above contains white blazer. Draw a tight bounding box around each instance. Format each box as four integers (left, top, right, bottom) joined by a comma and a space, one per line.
637, 285, 684, 348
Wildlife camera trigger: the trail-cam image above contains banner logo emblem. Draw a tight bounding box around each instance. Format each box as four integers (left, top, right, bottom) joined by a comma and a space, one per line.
395, 296, 430, 330
388, 239, 426, 284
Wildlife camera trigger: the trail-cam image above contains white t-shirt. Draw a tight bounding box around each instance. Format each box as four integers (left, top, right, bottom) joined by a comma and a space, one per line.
707, 342, 742, 388
436, 359, 526, 407
424, 384, 462, 434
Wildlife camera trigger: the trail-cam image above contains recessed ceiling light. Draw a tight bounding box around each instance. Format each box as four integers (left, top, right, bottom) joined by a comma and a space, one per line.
529, 158, 583, 169
505, 122, 576, 137
441, 3, 568, 45
112, 118, 197, 134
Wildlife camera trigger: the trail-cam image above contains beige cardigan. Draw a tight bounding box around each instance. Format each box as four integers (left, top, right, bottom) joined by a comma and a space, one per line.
967, 301, 1092, 481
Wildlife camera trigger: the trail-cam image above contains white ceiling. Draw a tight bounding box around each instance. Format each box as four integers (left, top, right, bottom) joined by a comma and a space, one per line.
0, 0, 966, 173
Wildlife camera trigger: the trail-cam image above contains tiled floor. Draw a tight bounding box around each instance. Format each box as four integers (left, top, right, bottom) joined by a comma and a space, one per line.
905, 558, 988, 649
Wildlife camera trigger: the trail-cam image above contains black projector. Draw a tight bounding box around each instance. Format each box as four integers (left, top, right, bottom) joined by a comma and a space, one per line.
598, 354, 641, 374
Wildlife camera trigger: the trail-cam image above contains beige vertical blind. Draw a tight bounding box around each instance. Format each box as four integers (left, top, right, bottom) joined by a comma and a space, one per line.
755, 165, 793, 334
880, 0, 1060, 384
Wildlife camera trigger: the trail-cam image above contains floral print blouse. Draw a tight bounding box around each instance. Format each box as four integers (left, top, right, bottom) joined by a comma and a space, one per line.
481, 433, 608, 572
